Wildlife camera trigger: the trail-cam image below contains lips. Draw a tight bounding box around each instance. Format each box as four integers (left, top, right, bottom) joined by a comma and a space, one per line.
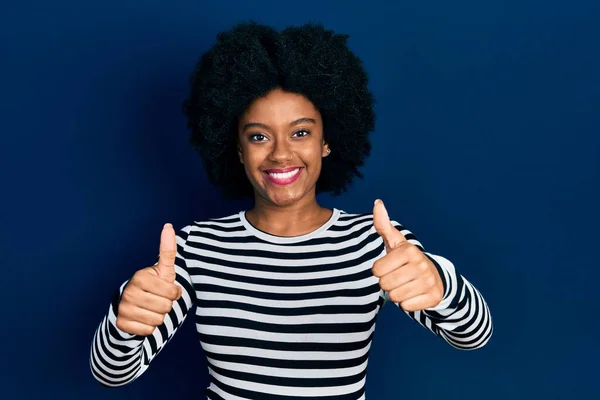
264, 167, 303, 185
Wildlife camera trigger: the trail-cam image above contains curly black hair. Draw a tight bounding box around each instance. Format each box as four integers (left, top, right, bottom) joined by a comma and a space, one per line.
182, 21, 375, 199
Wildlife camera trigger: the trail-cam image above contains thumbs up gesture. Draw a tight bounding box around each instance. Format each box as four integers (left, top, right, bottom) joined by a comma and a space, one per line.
372, 200, 444, 312
116, 223, 183, 336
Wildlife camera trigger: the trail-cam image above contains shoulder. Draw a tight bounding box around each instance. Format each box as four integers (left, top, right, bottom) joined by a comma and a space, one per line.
337, 208, 406, 226
333, 209, 373, 229
337, 208, 424, 249
177, 211, 244, 241
336, 209, 408, 231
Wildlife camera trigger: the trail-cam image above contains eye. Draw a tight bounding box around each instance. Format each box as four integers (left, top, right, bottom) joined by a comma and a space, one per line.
249, 133, 268, 142
293, 129, 310, 138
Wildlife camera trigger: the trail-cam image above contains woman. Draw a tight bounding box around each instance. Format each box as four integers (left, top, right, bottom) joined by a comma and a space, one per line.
90, 22, 492, 399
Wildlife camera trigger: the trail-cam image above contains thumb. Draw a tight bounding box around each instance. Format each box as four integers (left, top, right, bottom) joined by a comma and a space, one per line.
373, 199, 407, 251
156, 223, 177, 282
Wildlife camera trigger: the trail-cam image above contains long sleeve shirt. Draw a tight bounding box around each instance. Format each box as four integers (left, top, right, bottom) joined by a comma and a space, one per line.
90, 208, 493, 399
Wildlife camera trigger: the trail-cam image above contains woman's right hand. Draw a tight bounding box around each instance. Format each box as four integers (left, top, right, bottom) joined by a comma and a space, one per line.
116, 223, 183, 336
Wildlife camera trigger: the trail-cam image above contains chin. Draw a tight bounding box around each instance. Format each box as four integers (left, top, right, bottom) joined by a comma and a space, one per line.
268, 192, 302, 206
259, 186, 305, 207
251, 175, 308, 206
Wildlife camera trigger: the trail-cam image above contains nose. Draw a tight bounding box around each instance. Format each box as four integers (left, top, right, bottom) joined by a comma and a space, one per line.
269, 139, 293, 163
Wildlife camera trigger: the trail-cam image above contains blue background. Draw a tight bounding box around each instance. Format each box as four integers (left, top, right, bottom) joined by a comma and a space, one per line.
1, 0, 598, 399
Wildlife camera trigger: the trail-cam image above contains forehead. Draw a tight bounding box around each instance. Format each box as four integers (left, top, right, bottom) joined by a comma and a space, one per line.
241, 89, 321, 122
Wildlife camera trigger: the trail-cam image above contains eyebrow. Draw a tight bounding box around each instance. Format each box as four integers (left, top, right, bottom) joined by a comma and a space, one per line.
242, 117, 316, 132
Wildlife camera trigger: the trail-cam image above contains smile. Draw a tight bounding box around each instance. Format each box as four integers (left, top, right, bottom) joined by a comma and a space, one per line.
264, 167, 302, 185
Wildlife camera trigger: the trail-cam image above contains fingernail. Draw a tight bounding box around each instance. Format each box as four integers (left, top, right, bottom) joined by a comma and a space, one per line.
164, 223, 172, 229
374, 199, 382, 206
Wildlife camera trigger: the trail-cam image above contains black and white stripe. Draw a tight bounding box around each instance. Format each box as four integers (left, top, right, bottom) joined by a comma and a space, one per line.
90, 209, 492, 398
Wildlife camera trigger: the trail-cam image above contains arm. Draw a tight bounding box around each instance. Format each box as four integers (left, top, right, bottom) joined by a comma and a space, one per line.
384, 221, 493, 350
89, 226, 196, 386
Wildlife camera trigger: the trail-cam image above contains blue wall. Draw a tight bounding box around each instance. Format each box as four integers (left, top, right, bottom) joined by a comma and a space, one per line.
1, 0, 598, 398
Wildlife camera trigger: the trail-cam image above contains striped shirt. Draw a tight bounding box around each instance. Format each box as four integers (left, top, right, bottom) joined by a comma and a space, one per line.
90, 208, 492, 399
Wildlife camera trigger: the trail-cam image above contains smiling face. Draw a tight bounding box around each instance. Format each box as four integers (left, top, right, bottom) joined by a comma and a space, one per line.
237, 88, 330, 207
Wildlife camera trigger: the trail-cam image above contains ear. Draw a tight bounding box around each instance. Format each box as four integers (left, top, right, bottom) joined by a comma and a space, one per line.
237, 143, 244, 164
322, 140, 330, 158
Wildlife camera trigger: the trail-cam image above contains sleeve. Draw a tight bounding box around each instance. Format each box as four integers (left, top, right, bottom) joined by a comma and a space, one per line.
89, 226, 196, 387
381, 221, 493, 351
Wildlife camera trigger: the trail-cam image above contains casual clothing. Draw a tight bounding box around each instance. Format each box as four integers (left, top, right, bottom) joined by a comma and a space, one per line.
90, 209, 492, 399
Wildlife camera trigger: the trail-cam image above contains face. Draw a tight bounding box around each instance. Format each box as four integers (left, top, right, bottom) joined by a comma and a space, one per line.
237, 88, 330, 207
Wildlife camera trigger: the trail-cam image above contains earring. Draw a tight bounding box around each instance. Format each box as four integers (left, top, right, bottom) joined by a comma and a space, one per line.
326, 148, 331, 155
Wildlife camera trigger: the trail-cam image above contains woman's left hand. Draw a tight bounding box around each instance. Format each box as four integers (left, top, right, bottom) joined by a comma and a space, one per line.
371, 199, 444, 312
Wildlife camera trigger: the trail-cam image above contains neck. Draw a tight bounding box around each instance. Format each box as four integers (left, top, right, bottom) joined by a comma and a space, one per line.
246, 194, 331, 237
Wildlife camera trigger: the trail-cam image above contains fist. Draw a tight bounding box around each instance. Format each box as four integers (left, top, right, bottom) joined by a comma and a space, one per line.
372, 200, 444, 312
116, 223, 183, 336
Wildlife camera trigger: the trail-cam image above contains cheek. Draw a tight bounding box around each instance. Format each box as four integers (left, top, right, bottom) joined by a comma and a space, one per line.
240, 149, 266, 178
239, 144, 256, 166
304, 146, 324, 170
299, 140, 324, 158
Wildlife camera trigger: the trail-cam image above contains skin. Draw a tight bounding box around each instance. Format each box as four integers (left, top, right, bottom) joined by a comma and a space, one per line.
115, 89, 445, 336
236, 88, 332, 237
372, 200, 445, 311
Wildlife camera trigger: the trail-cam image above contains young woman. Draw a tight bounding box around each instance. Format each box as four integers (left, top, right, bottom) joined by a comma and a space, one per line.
90, 22, 492, 399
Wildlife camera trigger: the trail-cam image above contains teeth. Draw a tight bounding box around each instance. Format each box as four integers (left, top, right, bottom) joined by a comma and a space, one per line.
268, 168, 300, 179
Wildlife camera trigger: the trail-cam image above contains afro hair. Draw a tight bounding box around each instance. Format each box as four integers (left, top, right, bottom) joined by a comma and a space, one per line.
182, 21, 375, 199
